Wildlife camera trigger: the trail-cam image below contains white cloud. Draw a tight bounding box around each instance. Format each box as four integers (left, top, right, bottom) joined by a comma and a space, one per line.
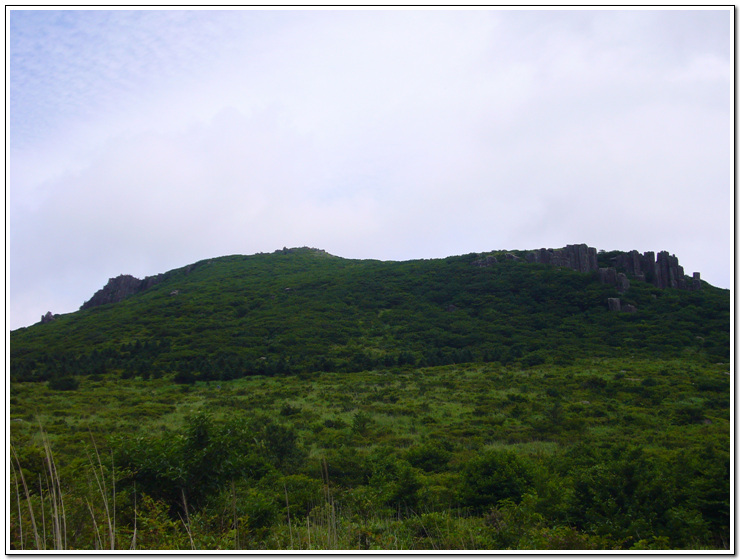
8, 8, 732, 329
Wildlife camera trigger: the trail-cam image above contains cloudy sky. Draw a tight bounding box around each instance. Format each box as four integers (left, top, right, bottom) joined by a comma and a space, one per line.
8, 8, 732, 329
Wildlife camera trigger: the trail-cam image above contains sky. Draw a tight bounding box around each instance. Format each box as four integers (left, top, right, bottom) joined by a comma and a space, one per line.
7, 8, 733, 330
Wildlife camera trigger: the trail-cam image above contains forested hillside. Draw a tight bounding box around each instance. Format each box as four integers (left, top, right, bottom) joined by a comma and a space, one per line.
10, 246, 730, 384
9, 246, 731, 550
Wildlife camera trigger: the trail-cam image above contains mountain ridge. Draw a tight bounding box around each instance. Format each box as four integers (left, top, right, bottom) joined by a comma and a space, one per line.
11, 243, 729, 385
71, 243, 705, 317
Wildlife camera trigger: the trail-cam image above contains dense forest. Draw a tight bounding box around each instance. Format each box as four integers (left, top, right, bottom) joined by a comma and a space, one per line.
9, 246, 731, 550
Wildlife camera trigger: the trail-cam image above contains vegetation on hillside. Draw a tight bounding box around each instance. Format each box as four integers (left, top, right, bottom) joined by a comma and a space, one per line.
8, 247, 731, 550
10, 247, 730, 384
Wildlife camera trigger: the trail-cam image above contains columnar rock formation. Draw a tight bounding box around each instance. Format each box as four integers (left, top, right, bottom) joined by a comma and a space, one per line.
521, 244, 700, 292
518, 244, 702, 315
612, 250, 699, 291
525, 244, 598, 274
598, 268, 630, 293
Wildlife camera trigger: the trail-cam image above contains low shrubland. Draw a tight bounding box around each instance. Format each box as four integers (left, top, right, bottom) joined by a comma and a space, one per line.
9, 357, 730, 550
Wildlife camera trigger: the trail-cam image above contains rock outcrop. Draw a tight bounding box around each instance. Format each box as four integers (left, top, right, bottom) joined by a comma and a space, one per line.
616, 273, 630, 294
600, 268, 629, 293
612, 250, 699, 291
472, 255, 498, 267
81, 273, 164, 310
525, 244, 598, 274
607, 298, 636, 313
40, 311, 56, 324
656, 251, 685, 290
521, 244, 699, 293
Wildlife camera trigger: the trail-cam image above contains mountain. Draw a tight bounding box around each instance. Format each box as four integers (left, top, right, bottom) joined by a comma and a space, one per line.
10, 244, 730, 384
8, 244, 731, 550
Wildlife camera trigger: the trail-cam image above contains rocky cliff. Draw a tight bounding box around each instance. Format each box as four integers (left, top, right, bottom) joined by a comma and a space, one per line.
518, 244, 700, 292
525, 244, 599, 274
611, 249, 700, 291
80, 273, 164, 310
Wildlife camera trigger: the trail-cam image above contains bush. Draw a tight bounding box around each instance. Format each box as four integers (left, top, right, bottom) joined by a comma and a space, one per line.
173, 370, 196, 384
47, 375, 79, 391
521, 351, 547, 368
321, 447, 372, 487
405, 442, 452, 473
369, 456, 422, 512
459, 450, 534, 509
278, 474, 324, 517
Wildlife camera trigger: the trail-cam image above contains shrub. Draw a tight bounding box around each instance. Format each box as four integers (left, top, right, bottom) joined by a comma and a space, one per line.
47, 375, 79, 391
173, 370, 196, 384
369, 456, 422, 512
521, 351, 547, 368
320, 447, 372, 487
459, 450, 534, 509
405, 442, 452, 473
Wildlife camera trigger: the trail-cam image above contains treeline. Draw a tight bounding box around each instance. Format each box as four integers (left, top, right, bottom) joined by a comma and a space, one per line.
11, 344, 545, 388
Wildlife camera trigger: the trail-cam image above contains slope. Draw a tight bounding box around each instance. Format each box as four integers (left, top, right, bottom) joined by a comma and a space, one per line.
9, 246, 730, 385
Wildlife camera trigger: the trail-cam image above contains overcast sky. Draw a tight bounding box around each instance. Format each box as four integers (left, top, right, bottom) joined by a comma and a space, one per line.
8, 8, 732, 330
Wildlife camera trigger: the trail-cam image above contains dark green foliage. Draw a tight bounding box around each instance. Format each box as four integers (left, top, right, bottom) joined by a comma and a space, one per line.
563, 443, 729, 548
114, 413, 278, 514
47, 375, 79, 391
368, 454, 422, 512
459, 450, 534, 509
9, 353, 730, 550
405, 442, 451, 473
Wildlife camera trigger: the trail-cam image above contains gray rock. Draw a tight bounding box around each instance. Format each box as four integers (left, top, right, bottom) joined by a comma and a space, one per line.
607, 298, 622, 312
527, 244, 599, 274
616, 273, 630, 294
655, 251, 684, 289
472, 255, 498, 267
599, 267, 617, 285
692, 272, 702, 291
40, 311, 56, 324
81, 273, 165, 310
613, 249, 696, 291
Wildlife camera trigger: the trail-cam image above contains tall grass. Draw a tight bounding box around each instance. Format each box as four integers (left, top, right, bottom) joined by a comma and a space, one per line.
10, 428, 66, 550
9, 427, 127, 550
84, 433, 116, 549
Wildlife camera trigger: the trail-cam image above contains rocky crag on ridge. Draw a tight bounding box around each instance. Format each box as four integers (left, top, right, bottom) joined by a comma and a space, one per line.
80, 273, 167, 310
474, 243, 702, 312
522, 243, 701, 292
